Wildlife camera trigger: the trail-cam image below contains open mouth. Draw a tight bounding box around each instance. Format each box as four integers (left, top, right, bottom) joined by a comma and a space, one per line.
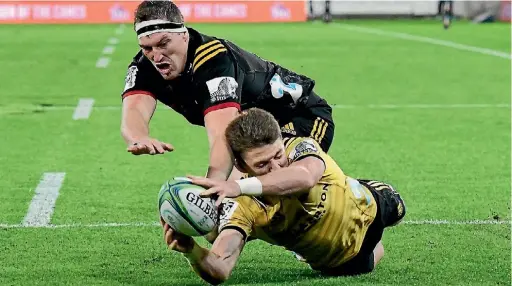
155, 62, 171, 73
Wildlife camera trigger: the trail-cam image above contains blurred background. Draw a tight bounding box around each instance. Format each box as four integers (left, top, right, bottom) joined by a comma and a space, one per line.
0, 0, 510, 24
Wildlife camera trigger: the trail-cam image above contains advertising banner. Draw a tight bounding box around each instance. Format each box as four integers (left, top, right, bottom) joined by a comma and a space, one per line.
0, 1, 307, 24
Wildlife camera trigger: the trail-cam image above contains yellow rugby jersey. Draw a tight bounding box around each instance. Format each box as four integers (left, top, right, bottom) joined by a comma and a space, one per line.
219, 137, 378, 269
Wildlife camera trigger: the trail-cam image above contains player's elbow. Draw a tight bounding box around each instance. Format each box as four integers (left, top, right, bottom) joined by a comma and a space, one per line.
202, 277, 226, 286
201, 270, 231, 285
215, 272, 231, 284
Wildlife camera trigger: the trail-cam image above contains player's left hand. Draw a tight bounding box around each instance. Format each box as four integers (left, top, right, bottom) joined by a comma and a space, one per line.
160, 217, 194, 253
187, 175, 241, 207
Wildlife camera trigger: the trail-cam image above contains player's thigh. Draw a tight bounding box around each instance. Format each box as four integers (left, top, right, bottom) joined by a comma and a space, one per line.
319, 250, 375, 276
320, 218, 386, 276
358, 179, 407, 227
280, 115, 335, 152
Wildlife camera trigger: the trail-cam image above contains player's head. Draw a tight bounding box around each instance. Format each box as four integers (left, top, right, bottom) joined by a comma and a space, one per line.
134, 1, 189, 80
226, 108, 288, 176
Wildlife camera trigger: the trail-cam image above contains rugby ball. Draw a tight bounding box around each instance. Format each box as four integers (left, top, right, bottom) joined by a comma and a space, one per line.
158, 177, 218, 237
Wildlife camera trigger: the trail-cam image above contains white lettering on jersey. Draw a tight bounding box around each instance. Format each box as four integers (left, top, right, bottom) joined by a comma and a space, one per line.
123, 66, 138, 92
206, 76, 238, 103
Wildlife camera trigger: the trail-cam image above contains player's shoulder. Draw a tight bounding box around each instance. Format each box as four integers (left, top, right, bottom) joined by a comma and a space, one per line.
190, 29, 232, 74
122, 50, 164, 96
283, 137, 323, 160
124, 50, 158, 81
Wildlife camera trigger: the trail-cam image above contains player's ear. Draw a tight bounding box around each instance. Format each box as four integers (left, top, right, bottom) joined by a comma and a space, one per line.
181, 31, 189, 43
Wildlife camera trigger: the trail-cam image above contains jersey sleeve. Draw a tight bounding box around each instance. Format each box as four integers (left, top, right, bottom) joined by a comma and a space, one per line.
284, 137, 326, 164
218, 198, 255, 241
192, 40, 243, 116
121, 61, 161, 100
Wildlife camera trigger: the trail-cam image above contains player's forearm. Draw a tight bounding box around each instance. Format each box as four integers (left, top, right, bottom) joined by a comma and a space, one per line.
206, 136, 234, 181
259, 165, 317, 195
184, 243, 232, 284
121, 95, 156, 144
121, 107, 150, 144
236, 166, 317, 197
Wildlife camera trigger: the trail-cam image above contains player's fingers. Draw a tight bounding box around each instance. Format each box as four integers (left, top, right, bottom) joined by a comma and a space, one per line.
199, 188, 218, 197
145, 144, 156, 155
216, 194, 226, 207
162, 142, 174, 151
188, 175, 214, 187
153, 143, 166, 154
164, 229, 173, 245
128, 143, 148, 155
160, 217, 165, 227
127, 145, 141, 153
169, 240, 177, 250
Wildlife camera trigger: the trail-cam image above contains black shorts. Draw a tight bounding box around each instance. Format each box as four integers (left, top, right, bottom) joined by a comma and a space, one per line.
279, 93, 335, 152
320, 179, 406, 276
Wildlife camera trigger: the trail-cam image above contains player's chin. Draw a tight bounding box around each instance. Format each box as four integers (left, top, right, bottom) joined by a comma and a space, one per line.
161, 71, 178, 80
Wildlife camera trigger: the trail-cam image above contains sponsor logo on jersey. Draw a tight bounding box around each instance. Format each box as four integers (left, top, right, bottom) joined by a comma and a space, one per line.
289, 138, 318, 161
123, 66, 138, 92
206, 76, 238, 103
269, 73, 303, 103
218, 199, 239, 229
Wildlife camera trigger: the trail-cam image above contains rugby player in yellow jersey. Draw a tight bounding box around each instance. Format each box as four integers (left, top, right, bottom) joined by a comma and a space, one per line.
160, 108, 406, 284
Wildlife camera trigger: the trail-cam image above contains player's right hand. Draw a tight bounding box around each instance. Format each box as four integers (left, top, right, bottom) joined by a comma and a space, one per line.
127, 137, 174, 155
160, 217, 194, 253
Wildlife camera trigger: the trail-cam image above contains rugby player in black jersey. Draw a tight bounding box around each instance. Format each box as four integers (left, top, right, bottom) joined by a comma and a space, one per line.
121, 1, 335, 182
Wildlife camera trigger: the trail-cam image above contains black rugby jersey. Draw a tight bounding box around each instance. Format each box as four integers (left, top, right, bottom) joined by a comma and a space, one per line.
121, 27, 331, 127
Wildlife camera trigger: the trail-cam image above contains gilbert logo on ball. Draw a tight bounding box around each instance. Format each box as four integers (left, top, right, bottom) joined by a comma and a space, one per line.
158, 177, 218, 237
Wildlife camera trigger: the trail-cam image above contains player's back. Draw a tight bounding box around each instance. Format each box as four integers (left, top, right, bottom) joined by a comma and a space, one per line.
218, 36, 324, 123
219, 137, 378, 270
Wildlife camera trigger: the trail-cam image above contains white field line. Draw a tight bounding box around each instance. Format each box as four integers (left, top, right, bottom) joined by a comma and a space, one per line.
339, 24, 512, 60
21, 173, 66, 227
95, 25, 123, 68
331, 103, 511, 109
72, 98, 95, 120
115, 24, 125, 35
1, 103, 509, 114
95, 57, 110, 68
102, 46, 115, 55
108, 37, 119, 45
2, 219, 510, 229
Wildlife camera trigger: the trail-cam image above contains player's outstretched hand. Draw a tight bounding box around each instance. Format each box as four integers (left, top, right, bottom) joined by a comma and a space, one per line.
160, 217, 194, 253
127, 137, 174, 155
188, 175, 241, 207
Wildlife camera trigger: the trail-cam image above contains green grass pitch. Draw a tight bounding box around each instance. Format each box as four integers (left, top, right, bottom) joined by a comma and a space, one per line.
0, 19, 510, 285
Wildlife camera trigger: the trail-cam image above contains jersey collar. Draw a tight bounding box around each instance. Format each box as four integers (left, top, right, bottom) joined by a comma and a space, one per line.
182, 27, 200, 77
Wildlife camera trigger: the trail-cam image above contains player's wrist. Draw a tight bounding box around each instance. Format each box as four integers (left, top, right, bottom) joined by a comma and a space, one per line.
235, 177, 263, 196
182, 242, 203, 262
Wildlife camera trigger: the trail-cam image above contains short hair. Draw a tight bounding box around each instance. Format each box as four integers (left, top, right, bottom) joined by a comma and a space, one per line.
225, 108, 282, 161
134, 1, 184, 26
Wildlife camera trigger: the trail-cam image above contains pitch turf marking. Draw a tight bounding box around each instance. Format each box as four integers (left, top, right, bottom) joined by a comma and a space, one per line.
72, 98, 95, 120
108, 38, 119, 45
95, 25, 123, 68
2, 219, 510, 229
331, 103, 511, 109
115, 24, 125, 35
21, 172, 66, 227
1, 103, 508, 115
95, 57, 110, 68
339, 24, 512, 60
102, 46, 115, 55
